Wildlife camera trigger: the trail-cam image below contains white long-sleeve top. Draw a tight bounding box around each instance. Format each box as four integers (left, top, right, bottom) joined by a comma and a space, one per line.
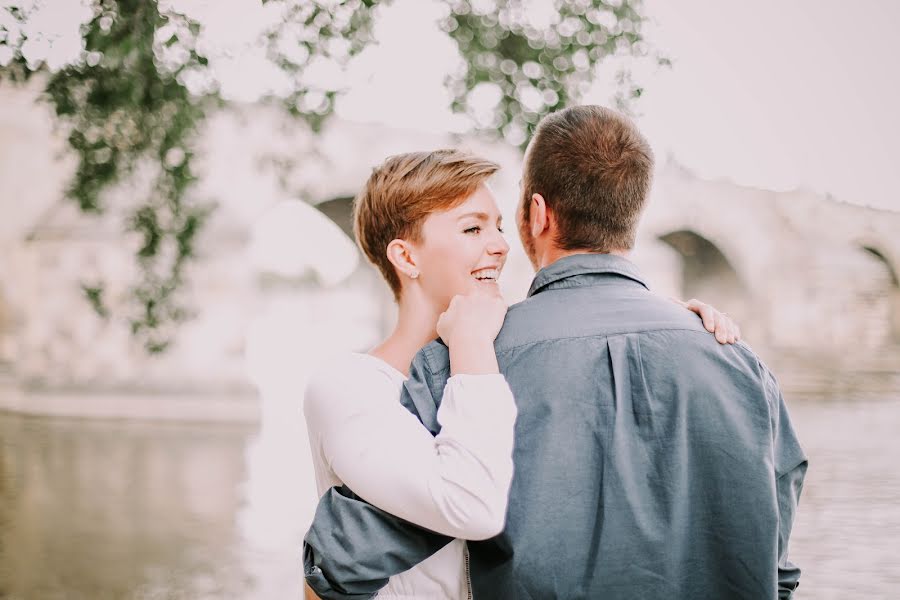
304, 352, 517, 599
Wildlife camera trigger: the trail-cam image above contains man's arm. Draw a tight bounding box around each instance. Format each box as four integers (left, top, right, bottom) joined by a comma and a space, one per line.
304, 344, 457, 599
763, 368, 809, 599
303, 485, 454, 599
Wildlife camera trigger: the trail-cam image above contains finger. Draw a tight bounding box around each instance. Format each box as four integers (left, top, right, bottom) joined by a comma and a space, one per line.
670, 296, 689, 308
435, 313, 447, 338
726, 317, 737, 344
720, 315, 734, 344
714, 313, 728, 344
735, 325, 742, 342
692, 301, 715, 333
438, 303, 453, 320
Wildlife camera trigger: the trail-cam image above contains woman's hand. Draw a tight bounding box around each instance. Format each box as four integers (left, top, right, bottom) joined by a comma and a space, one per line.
438, 290, 508, 375
675, 298, 741, 344
437, 291, 508, 348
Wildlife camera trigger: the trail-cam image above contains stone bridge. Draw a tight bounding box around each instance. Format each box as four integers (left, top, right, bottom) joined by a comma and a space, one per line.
1, 81, 897, 406
308, 148, 900, 396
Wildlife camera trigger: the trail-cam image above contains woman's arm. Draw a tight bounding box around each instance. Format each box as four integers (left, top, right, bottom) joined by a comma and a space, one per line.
303, 348, 466, 600
304, 359, 516, 540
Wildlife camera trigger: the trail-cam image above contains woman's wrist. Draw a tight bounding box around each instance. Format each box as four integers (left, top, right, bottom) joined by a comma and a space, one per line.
448, 337, 500, 375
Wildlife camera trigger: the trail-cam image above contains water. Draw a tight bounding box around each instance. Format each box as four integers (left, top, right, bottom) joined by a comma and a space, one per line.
1, 394, 899, 599
787, 396, 900, 599
0, 417, 259, 600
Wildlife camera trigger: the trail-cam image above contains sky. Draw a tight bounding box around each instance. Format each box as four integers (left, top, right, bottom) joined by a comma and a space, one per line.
3, 0, 899, 210
634, 0, 900, 210
335, 0, 900, 210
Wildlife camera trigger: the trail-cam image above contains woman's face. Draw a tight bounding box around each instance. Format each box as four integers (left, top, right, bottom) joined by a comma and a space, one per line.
410, 184, 509, 309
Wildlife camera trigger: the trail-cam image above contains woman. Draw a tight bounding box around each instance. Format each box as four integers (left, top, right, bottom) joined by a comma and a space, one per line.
303, 150, 738, 599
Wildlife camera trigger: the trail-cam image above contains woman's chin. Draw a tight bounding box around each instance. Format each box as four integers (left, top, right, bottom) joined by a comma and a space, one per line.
473, 279, 501, 294
451, 278, 502, 297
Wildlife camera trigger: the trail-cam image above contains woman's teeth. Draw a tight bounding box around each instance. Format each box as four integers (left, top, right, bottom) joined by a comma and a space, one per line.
473, 268, 500, 281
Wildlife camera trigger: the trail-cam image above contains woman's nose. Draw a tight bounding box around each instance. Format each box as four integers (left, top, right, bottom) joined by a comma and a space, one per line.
487, 229, 510, 256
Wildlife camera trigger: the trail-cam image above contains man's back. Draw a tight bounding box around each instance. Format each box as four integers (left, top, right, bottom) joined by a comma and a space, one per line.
420, 254, 807, 599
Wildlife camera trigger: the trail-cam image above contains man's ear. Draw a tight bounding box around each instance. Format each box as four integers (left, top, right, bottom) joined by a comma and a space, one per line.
386, 239, 419, 279
530, 193, 550, 238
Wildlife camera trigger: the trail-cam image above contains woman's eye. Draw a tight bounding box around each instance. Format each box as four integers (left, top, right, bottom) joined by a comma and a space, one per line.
463, 226, 481, 234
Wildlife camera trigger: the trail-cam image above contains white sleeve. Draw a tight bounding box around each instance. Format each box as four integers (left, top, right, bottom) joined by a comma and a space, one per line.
304, 361, 517, 540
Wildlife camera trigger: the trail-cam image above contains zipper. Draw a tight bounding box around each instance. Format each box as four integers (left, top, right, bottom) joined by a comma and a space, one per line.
464, 542, 473, 600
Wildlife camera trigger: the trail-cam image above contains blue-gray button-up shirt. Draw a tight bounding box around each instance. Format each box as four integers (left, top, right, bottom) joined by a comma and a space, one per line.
304, 253, 807, 600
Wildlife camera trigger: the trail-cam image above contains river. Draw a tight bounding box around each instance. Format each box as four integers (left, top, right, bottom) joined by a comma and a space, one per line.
1, 393, 898, 599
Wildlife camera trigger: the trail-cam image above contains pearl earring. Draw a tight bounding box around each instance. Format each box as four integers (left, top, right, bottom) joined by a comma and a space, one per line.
409, 270, 419, 279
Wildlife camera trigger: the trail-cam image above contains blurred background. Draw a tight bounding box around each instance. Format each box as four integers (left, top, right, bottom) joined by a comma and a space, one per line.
1, 0, 898, 598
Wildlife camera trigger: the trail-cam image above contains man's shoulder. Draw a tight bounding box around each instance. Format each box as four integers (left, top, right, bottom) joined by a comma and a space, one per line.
495, 287, 709, 352
416, 340, 451, 375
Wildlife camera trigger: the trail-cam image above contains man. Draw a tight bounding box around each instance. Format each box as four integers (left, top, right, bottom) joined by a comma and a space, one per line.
304, 105, 807, 599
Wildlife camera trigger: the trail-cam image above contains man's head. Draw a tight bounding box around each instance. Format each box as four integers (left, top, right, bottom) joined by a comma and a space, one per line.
517, 105, 654, 269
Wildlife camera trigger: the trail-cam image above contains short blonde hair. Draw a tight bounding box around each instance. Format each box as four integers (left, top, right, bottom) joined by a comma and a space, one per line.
353, 149, 499, 300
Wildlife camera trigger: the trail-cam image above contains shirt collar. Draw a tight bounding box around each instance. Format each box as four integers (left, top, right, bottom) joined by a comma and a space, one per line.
526, 252, 650, 298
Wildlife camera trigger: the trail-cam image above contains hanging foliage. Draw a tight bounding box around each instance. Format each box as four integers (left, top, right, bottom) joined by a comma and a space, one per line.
0, 0, 656, 352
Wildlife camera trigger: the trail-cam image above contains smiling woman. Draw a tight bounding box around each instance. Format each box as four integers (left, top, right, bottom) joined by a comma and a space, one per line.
406, 187, 509, 302
302, 148, 518, 599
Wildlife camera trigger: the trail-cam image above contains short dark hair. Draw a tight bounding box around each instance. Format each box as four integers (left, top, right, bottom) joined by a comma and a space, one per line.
521, 105, 654, 251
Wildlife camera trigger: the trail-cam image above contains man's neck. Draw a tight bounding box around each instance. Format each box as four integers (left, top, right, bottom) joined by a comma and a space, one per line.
536, 247, 629, 271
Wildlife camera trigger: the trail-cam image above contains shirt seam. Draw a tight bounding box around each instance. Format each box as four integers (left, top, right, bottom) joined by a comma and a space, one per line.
531, 277, 649, 294
493, 327, 754, 356
527, 258, 649, 296
422, 343, 443, 399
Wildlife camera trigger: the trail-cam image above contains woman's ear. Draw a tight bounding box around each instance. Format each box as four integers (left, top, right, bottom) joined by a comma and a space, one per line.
530, 193, 549, 238
386, 239, 419, 280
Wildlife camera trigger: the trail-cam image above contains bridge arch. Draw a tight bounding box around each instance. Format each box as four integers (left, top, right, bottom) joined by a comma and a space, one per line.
0, 286, 15, 369
658, 229, 752, 333
861, 246, 899, 286
860, 244, 900, 342
314, 196, 356, 241
658, 229, 747, 297
313, 195, 395, 340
